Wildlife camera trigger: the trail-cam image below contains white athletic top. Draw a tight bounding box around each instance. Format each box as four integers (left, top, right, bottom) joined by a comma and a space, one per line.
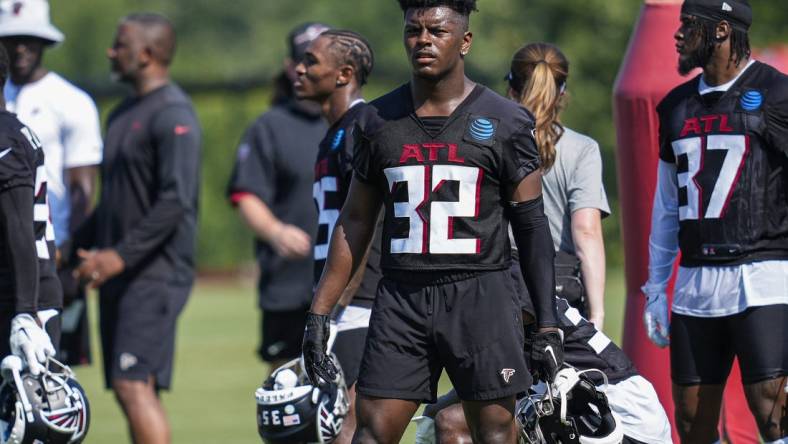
644, 60, 788, 317
4, 72, 103, 246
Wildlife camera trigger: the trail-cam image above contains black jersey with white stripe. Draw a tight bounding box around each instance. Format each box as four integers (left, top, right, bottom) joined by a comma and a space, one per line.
353, 84, 540, 273
0, 111, 60, 311
511, 258, 637, 384
657, 61, 788, 266
313, 102, 381, 307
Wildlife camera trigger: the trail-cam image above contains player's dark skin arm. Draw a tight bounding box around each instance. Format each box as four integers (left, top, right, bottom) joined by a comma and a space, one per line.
60, 165, 97, 265
0, 185, 39, 313
310, 177, 381, 315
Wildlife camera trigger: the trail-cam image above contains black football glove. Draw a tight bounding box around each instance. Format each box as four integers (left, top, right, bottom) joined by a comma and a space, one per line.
530, 330, 564, 383
302, 312, 338, 386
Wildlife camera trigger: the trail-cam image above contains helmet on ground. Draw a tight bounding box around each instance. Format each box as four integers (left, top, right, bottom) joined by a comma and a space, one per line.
255, 354, 349, 443
517, 367, 622, 444
0, 355, 90, 444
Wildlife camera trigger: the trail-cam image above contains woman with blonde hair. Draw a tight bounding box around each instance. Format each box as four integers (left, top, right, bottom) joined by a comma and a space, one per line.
507, 42, 609, 330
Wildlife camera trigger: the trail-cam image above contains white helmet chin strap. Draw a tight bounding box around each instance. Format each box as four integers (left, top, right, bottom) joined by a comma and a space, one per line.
549, 367, 609, 426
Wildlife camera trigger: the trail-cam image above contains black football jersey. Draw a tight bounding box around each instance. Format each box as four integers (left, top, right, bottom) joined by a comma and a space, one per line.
354, 84, 540, 272
0, 111, 60, 310
313, 102, 382, 307
657, 61, 788, 266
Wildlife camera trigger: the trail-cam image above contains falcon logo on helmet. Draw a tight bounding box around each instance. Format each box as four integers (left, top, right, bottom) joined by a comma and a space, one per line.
255, 355, 349, 443
0, 355, 91, 444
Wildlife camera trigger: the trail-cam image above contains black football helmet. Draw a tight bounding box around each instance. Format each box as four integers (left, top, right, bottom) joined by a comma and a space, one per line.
255, 355, 349, 443
0, 355, 90, 444
517, 367, 622, 444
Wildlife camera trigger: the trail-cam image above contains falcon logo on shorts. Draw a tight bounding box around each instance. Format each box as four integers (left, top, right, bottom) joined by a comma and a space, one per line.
500, 368, 516, 384
120, 352, 138, 371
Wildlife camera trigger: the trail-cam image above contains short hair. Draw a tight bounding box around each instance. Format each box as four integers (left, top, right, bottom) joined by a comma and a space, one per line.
122, 12, 177, 66
397, 0, 478, 16
0, 44, 7, 87
321, 30, 375, 86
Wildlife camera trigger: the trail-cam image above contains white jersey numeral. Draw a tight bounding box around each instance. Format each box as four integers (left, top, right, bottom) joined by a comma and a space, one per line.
313, 176, 339, 260
384, 165, 481, 254
671, 135, 748, 220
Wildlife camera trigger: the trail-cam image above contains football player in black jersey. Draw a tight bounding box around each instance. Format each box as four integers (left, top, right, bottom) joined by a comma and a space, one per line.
293, 29, 378, 443
301, 1, 562, 442
0, 44, 62, 377
642, 0, 788, 442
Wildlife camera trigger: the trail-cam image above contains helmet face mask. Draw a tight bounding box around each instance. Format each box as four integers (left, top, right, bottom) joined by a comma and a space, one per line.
516, 368, 622, 444
0, 356, 90, 444
255, 355, 350, 443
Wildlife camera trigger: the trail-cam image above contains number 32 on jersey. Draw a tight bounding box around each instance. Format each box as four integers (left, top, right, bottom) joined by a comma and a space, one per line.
384, 164, 482, 254
672, 134, 748, 220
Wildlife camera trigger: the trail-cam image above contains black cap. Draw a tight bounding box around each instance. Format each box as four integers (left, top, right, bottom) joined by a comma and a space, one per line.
287, 22, 331, 61
682, 0, 752, 31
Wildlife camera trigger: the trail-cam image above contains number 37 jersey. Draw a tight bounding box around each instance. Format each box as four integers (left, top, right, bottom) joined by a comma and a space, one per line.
657, 61, 788, 266
353, 84, 541, 272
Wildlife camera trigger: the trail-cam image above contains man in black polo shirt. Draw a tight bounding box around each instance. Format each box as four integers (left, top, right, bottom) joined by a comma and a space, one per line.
302, 1, 562, 442
227, 22, 329, 372
74, 13, 200, 444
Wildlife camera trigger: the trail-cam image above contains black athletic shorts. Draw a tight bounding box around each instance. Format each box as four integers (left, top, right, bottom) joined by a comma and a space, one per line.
333, 327, 368, 387
99, 279, 191, 390
0, 308, 61, 359
259, 308, 308, 362
671, 304, 788, 385
357, 269, 530, 403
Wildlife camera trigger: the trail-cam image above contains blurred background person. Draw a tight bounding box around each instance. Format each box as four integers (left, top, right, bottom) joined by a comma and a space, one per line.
506, 42, 610, 330
226, 22, 329, 372
0, 0, 103, 367
293, 28, 377, 443
74, 13, 201, 444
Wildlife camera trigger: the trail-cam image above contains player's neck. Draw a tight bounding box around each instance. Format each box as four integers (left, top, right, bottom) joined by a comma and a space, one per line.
10, 66, 48, 86
324, 89, 363, 125
134, 68, 170, 96
411, 71, 475, 117
703, 50, 749, 87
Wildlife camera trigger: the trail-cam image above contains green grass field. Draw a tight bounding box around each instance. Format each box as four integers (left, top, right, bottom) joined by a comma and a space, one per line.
75, 267, 627, 443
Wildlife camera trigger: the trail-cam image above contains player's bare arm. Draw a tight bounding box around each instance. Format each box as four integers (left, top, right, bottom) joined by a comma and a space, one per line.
311, 176, 381, 316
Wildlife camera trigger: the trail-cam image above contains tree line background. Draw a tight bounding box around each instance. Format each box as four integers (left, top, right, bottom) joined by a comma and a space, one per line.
42, 0, 788, 270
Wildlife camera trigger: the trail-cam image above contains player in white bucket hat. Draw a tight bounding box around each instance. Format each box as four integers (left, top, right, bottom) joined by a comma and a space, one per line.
0, 0, 103, 369
0, 0, 63, 43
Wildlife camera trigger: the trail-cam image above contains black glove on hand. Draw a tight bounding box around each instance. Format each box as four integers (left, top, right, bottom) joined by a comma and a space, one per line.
302, 312, 338, 386
530, 330, 564, 383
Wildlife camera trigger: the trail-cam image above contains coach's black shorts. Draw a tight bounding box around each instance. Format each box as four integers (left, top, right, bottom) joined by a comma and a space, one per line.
99, 279, 191, 390
357, 269, 530, 403
259, 308, 308, 362
671, 304, 788, 385
333, 327, 368, 387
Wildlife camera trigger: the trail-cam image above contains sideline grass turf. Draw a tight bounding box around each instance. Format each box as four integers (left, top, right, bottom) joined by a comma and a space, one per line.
75, 267, 626, 443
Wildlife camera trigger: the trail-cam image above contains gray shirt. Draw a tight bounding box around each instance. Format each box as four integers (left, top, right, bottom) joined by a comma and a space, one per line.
511, 127, 610, 254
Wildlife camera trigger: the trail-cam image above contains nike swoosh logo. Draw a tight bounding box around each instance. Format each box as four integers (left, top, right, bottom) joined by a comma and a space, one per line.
545, 345, 557, 365
0, 148, 12, 159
